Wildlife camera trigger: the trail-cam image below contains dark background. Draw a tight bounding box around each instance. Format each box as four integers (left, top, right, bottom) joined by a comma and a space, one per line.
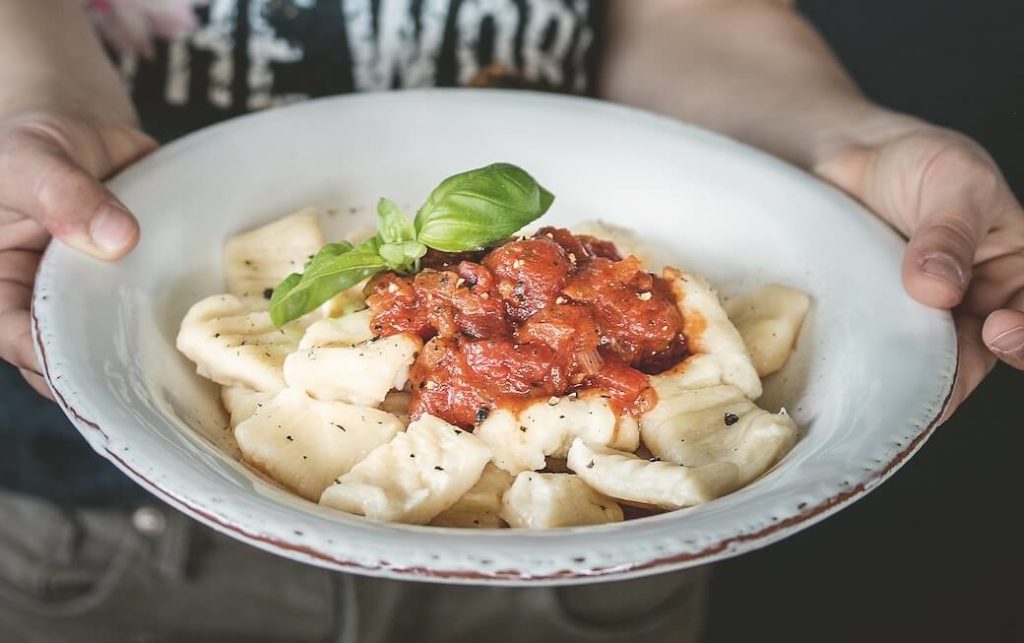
706, 2, 1023, 642
0, 0, 1019, 641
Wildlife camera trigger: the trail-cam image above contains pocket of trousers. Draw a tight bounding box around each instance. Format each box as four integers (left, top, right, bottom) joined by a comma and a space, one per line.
0, 490, 140, 617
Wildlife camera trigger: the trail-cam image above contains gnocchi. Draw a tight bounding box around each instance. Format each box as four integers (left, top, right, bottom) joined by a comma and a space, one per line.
177, 209, 808, 528
319, 414, 492, 524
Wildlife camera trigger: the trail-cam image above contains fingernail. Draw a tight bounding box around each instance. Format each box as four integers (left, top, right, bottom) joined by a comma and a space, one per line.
989, 327, 1024, 356
921, 252, 966, 291
89, 204, 136, 255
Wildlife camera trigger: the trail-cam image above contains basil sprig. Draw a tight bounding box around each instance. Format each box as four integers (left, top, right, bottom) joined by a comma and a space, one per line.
269, 163, 554, 327
414, 163, 555, 252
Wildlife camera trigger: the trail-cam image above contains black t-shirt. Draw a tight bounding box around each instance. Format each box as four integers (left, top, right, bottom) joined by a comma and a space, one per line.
121, 0, 605, 141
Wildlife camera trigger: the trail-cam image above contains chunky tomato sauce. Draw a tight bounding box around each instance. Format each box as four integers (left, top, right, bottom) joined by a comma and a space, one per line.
366, 227, 688, 429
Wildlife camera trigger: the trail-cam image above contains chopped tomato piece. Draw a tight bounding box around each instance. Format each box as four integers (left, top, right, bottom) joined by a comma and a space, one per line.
536, 226, 622, 263
365, 273, 431, 338
586, 361, 658, 416
563, 256, 687, 371
483, 236, 570, 321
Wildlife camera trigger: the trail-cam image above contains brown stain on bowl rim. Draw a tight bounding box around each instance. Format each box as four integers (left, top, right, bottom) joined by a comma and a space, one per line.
31, 301, 108, 440
31, 296, 959, 582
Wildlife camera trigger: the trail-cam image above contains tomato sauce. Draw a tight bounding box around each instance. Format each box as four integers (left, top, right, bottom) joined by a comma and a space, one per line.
366, 227, 688, 429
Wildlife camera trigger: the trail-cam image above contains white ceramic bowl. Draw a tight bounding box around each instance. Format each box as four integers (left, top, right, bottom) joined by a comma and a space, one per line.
32, 90, 956, 585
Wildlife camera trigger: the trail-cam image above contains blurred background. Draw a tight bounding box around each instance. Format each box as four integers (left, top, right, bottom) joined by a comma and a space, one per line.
0, 0, 1019, 641
706, 1, 1022, 641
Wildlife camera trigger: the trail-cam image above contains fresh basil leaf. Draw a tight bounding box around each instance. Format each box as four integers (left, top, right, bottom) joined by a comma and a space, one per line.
270, 241, 356, 324
270, 244, 386, 326
413, 163, 555, 252
376, 198, 416, 244
357, 235, 382, 254
378, 240, 428, 273
304, 241, 354, 270
268, 273, 302, 325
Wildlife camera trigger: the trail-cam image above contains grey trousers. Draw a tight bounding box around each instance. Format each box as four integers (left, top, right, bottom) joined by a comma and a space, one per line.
0, 490, 707, 642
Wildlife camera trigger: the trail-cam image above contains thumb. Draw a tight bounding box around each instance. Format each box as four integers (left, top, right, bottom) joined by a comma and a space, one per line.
982, 296, 1024, 370
0, 131, 139, 260
901, 206, 983, 310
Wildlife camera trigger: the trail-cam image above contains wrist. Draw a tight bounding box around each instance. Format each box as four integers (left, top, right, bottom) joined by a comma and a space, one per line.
0, 0, 138, 126
0, 76, 139, 130
804, 103, 928, 193
806, 102, 929, 174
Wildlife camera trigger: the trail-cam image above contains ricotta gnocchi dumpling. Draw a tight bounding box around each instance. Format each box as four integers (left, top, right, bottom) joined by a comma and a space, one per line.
176, 294, 303, 392
499, 472, 623, 529
221, 386, 275, 427
725, 284, 811, 377
319, 415, 492, 524
567, 439, 740, 510
298, 310, 375, 349
475, 393, 640, 474
224, 208, 324, 303
640, 382, 799, 487
636, 272, 800, 488
234, 388, 403, 501
431, 463, 514, 528
284, 332, 422, 407
659, 267, 762, 400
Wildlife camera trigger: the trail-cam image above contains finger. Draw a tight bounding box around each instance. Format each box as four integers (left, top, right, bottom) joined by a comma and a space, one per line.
19, 367, 53, 400
0, 247, 51, 398
942, 314, 998, 422
899, 138, 1015, 311
0, 132, 139, 260
961, 248, 1024, 318
0, 211, 49, 252
0, 249, 40, 372
99, 124, 158, 169
982, 288, 1024, 369
0, 248, 39, 286
902, 202, 984, 310
0, 308, 38, 375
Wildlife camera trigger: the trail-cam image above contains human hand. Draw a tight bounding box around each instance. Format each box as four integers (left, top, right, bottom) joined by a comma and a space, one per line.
815, 115, 1024, 416
0, 112, 156, 397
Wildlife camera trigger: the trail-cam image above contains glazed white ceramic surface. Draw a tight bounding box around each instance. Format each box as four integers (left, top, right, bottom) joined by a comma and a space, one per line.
32, 90, 956, 585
